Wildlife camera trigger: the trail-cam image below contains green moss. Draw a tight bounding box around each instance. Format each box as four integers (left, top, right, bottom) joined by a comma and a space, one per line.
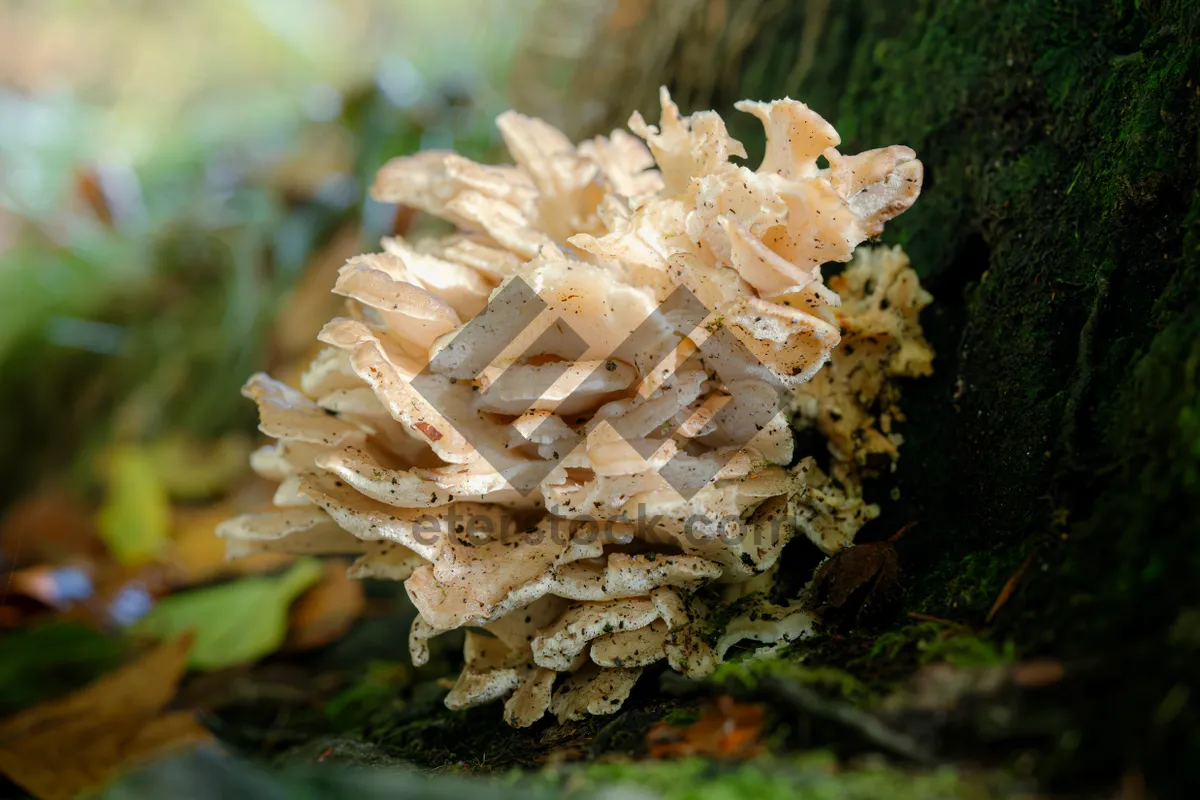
660, 707, 702, 727
713, 653, 874, 706
323, 661, 412, 730
708, 0, 1200, 792
533, 754, 1023, 800
912, 545, 1033, 619
691, 591, 770, 647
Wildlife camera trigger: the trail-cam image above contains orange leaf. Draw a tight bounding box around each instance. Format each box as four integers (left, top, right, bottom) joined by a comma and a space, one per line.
285, 560, 365, 651
166, 504, 292, 587
987, 553, 1035, 623
0, 634, 211, 800
73, 167, 114, 227
647, 696, 765, 759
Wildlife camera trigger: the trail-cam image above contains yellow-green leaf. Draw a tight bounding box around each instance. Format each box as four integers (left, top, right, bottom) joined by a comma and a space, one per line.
95, 445, 172, 566
146, 433, 251, 500
133, 558, 324, 670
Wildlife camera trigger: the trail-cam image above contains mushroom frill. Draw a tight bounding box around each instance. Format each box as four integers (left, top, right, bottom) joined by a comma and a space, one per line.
219, 88, 933, 726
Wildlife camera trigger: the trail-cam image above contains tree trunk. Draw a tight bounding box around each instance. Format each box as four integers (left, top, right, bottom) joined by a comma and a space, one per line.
550, 0, 1200, 792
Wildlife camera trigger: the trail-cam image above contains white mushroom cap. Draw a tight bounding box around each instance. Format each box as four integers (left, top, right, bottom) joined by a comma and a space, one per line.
439, 597, 568, 727
714, 602, 816, 661
550, 664, 643, 723
220, 87, 930, 728
243, 373, 363, 448
591, 619, 669, 668
733, 98, 840, 180
347, 541, 425, 581
531, 587, 685, 670
216, 508, 366, 558
300, 347, 362, 397
416, 233, 523, 282
504, 666, 557, 728
628, 87, 746, 198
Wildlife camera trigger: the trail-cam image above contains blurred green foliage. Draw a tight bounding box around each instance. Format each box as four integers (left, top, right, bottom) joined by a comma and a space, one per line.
135, 557, 323, 670
104, 747, 1028, 800
0, 66, 510, 511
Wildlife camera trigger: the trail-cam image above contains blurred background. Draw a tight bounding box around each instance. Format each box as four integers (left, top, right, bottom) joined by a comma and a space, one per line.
0, 0, 528, 502
2, 2, 861, 793
0, 0, 625, 729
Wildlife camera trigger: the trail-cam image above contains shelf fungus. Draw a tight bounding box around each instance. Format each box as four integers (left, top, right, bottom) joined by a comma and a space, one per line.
219, 89, 933, 726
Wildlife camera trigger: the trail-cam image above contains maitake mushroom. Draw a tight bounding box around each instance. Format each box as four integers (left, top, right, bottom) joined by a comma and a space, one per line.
219, 89, 932, 726
790, 245, 935, 553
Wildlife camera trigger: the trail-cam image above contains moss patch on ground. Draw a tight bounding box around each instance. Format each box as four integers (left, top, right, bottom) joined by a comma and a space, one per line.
533, 753, 1028, 800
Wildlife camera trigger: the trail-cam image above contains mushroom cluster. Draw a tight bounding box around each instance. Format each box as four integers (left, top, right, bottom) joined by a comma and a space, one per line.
219, 89, 932, 726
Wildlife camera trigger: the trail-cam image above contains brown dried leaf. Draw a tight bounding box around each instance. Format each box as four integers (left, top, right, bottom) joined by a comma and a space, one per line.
147, 433, 253, 501
166, 504, 292, 587
0, 490, 105, 569
273, 225, 364, 369
807, 539, 902, 628
1007, 659, 1065, 688
73, 167, 114, 227
0, 634, 211, 800
285, 559, 365, 650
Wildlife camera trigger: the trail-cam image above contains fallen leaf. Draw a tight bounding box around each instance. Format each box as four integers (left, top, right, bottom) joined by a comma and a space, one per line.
806, 539, 902, 628
134, 558, 324, 670
647, 697, 765, 759
5, 558, 169, 628
986, 552, 1035, 623
272, 225, 363, 370
0, 634, 210, 800
166, 504, 292, 587
146, 433, 252, 501
0, 490, 105, 568
96, 445, 172, 567
1008, 659, 1065, 688
0, 621, 126, 716
285, 560, 365, 650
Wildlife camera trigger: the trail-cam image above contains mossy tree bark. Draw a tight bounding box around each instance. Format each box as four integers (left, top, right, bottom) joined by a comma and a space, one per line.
560, 0, 1200, 792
